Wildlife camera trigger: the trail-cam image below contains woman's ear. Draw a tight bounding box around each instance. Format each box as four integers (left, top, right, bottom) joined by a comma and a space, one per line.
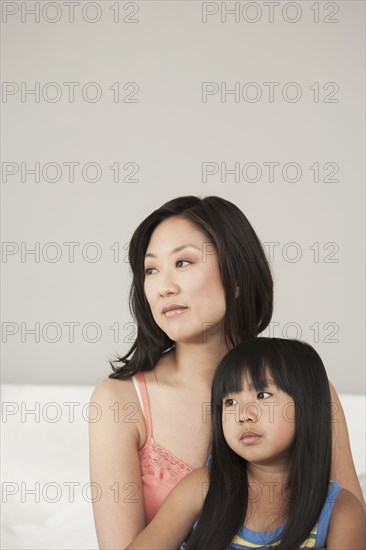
235, 285, 240, 298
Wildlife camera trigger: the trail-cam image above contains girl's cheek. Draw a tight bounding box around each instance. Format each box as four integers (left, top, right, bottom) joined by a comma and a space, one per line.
283, 402, 296, 422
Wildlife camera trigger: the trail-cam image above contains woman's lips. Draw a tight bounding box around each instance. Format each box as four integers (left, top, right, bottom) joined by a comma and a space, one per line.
164, 307, 188, 318
240, 432, 262, 444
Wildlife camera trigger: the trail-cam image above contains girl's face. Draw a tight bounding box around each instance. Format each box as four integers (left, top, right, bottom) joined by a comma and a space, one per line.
143, 216, 227, 345
221, 371, 296, 468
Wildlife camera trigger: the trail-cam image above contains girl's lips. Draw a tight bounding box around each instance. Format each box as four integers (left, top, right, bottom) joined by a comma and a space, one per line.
164, 307, 188, 318
241, 432, 262, 444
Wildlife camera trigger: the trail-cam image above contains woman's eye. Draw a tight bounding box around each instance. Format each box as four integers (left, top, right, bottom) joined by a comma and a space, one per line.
176, 260, 191, 268
224, 398, 238, 407
257, 392, 271, 399
144, 267, 156, 276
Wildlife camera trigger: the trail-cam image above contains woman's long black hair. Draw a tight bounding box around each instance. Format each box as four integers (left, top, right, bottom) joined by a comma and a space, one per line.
109, 196, 273, 379
185, 337, 332, 550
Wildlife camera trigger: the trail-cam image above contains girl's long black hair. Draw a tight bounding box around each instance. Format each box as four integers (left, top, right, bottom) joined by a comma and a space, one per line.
185, 337, 332, 550
109, 196, 273, 379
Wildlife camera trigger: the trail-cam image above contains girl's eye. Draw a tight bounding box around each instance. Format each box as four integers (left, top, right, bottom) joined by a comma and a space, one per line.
224, 398, 238, 407
257, 392, 272, 399
176, 260, 191, 268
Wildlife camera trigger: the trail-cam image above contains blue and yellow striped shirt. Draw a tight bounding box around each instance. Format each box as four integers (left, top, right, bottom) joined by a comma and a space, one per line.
228, 481, 342, 549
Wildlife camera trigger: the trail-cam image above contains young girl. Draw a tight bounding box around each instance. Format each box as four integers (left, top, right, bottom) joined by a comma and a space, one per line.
126, 338, 366, 550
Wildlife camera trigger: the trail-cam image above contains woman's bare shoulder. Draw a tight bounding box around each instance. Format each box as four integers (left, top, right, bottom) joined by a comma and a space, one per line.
90, 375, 137, 403
89, 375, 147, 547
90, 376, 147, 444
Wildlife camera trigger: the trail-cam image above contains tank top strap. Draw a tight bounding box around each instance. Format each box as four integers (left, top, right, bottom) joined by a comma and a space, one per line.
137, 371, 153, 441
315, 480, 342, 545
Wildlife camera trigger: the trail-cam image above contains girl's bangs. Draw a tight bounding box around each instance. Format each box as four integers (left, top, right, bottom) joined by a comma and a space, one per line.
213, 349, 274, 406
212, 341, 294, 408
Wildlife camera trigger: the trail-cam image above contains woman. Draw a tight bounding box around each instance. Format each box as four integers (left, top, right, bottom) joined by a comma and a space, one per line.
89, 195, 363, 549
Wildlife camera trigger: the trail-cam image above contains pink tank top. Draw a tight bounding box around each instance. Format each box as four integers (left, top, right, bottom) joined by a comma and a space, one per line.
134, 371, 193, 524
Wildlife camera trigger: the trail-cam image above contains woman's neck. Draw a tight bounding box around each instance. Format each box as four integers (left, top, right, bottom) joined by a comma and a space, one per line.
158, 339, 230, 389
174, 340, 230, 383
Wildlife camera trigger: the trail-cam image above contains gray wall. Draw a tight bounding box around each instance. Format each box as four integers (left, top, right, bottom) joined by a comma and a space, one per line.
2, 1, 365, 394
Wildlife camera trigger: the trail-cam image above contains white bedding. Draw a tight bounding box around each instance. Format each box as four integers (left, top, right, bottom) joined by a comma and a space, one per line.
1, 385, 365, 550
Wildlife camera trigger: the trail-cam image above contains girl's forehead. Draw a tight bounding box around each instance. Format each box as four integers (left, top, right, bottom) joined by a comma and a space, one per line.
232, 367, 275, 393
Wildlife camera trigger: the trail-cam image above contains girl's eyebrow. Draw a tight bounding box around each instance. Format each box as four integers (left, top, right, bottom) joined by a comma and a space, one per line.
144, 244, 202, 259
228, 378, 276, 393
248, 378, 276, 389
262, 379, 275, 388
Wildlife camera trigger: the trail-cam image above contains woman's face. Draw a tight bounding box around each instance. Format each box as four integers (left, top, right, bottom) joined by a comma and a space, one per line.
143, 216, 227, 345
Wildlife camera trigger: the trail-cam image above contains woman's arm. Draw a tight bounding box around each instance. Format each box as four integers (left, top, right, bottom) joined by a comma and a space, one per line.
326, 488, 366, 549
329, 382, 365, 509
89, 378, 146, 549
126, 467, 208, 550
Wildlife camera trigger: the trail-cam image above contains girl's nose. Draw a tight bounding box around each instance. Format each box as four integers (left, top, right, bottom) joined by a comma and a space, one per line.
240, 402, 260, 423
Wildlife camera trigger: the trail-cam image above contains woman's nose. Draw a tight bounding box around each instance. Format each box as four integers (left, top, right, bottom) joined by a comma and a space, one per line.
159, 271, 179, 297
